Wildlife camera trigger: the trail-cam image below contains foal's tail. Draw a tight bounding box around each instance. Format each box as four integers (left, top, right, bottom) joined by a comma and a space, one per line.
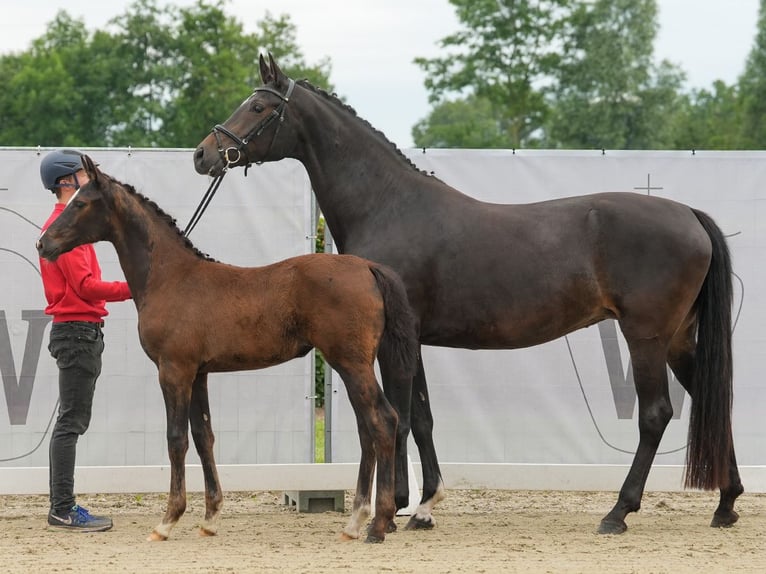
685, 209, 734, 491
369, 264, 419, 379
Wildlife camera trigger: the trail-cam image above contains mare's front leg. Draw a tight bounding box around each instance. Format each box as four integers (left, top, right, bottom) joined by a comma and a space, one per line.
149, 364, 194, 541
405, 355, 445, 530
599, 339, 671, 534
189, 372, 223, 536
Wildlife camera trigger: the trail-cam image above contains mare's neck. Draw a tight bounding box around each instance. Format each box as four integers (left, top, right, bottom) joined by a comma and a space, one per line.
289, 86, 419, 251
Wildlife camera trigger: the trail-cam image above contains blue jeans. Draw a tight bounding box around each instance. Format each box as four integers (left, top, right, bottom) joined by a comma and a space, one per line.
47, 322, 104, 513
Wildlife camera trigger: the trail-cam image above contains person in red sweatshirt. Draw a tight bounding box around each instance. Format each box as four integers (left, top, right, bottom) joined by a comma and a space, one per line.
38, 149, 132, 532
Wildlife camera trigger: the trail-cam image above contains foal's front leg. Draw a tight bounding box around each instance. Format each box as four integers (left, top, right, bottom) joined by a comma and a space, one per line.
149, 367, 194, 541
189, 373, 223, 536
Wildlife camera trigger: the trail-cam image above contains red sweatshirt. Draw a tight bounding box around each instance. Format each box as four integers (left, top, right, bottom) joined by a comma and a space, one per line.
40, 203, 131, 324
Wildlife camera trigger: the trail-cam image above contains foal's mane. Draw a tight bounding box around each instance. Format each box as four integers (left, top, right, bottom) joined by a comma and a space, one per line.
296, 79, 432, 178
105, 174, 216, 262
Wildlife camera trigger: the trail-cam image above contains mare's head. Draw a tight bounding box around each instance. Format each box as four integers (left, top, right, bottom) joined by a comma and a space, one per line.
194, 52, 296, 177
36, 155, 116, 261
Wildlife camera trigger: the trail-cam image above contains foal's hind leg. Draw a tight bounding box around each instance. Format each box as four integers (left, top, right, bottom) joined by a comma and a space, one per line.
599, 337, 672, 534
333, 364, 398, 543
340, 409, 375, 541
378, 340, 414, 527
189, 373, 223, 536
667, 330, 743, 528
405, 355, 445, 531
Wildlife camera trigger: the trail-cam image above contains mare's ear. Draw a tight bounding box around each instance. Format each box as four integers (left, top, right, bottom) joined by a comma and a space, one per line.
81, 154, 100, 183
258, 52, 271, 84
259, 52, 288, 90
268, 52, 288, 89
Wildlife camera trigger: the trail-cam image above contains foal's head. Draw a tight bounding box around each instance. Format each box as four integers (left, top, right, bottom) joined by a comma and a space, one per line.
36, 154, 117, 261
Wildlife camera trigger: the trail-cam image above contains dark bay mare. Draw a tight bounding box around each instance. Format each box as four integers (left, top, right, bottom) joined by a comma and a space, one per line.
36, 155, 418, 543
193, 54, 743, 535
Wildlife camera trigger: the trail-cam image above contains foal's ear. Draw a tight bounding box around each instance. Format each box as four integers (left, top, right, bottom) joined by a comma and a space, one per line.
80, 154, 100, 183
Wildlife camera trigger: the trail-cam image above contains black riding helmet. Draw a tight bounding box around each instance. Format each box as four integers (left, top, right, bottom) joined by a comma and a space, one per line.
40, 149, 85, 192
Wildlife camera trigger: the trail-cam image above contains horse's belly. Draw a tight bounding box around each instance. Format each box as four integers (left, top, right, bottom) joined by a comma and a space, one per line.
417, 281, 611, 350
419, 308, 608, 350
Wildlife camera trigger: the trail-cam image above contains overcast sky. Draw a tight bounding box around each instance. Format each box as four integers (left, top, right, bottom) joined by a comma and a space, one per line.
1, 1, 760, 148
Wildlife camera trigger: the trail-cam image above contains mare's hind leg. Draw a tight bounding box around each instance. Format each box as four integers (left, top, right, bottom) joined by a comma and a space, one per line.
150, 364, 194, 541
378, 340, 414, 528
405, 354, 445, 530
667, 327, 743, 528
189, 372, 223, 536
599, 337, 672, 534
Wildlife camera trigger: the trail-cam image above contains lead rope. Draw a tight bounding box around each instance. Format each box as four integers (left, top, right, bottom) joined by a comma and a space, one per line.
183, 172, 226, 237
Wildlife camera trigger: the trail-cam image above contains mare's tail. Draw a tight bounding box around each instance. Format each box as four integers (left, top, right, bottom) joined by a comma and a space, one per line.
685, 209, 734, 490
369, 264, 419, 380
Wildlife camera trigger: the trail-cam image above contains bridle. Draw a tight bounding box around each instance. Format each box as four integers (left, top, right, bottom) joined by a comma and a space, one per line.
211, 78, 296, 171
184, 78, 295, 237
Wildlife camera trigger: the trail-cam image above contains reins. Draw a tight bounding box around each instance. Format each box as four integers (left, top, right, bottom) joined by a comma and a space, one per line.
183, 171, 226, 237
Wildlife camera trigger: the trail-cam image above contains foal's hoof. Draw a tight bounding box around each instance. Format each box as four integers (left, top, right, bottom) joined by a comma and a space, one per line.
597, 518, 627, 535
404, 515, 435, 530
366, 520, 397, 535
147, 530, 168, 542
711, 509, 739, 528
199, 527, 217, 537
338, 532, 357, 541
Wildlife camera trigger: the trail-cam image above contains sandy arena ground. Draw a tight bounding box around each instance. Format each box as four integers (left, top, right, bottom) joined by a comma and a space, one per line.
0, 488, 764, 573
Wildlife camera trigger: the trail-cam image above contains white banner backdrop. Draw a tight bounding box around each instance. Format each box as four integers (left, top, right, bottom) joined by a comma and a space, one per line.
331, 149, 764, 477
2, 147, 765, 494
0, 148, 314, 470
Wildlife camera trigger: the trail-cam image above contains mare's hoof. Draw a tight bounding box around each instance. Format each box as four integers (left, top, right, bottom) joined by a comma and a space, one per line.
404, 515, 435, 530
597, 518, 627, 535
147, 530, 167, 542
365, 533, 385, 543
711, 510, 739, 528
199, 527, 217, 537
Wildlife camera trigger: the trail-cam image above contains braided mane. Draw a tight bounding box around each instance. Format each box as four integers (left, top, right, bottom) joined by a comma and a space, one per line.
105, 173, 216, 262
295, 79, 431, 177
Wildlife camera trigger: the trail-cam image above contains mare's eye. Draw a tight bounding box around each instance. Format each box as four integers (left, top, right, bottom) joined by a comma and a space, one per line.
72, 200, 86, 209
252, 103, 265, 113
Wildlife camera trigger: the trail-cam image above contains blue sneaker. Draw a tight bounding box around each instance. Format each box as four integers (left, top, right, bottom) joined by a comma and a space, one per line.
48, 505, 113, 532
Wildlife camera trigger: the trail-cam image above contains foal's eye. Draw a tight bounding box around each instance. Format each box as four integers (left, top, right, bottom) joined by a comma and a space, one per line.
72, 200, 86, 209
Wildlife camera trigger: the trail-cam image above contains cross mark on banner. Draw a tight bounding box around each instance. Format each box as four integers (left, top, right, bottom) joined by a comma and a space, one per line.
633, 173, 663, 195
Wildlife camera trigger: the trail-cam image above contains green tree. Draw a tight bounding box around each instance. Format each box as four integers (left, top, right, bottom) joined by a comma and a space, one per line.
546, 0, 684, 149
412, 95, 508, 148
669, 81, 742, 150
414, 0, 573, 148
0, 12, 133, 147
0, 0, 331, 148
738, 0, 766, 148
